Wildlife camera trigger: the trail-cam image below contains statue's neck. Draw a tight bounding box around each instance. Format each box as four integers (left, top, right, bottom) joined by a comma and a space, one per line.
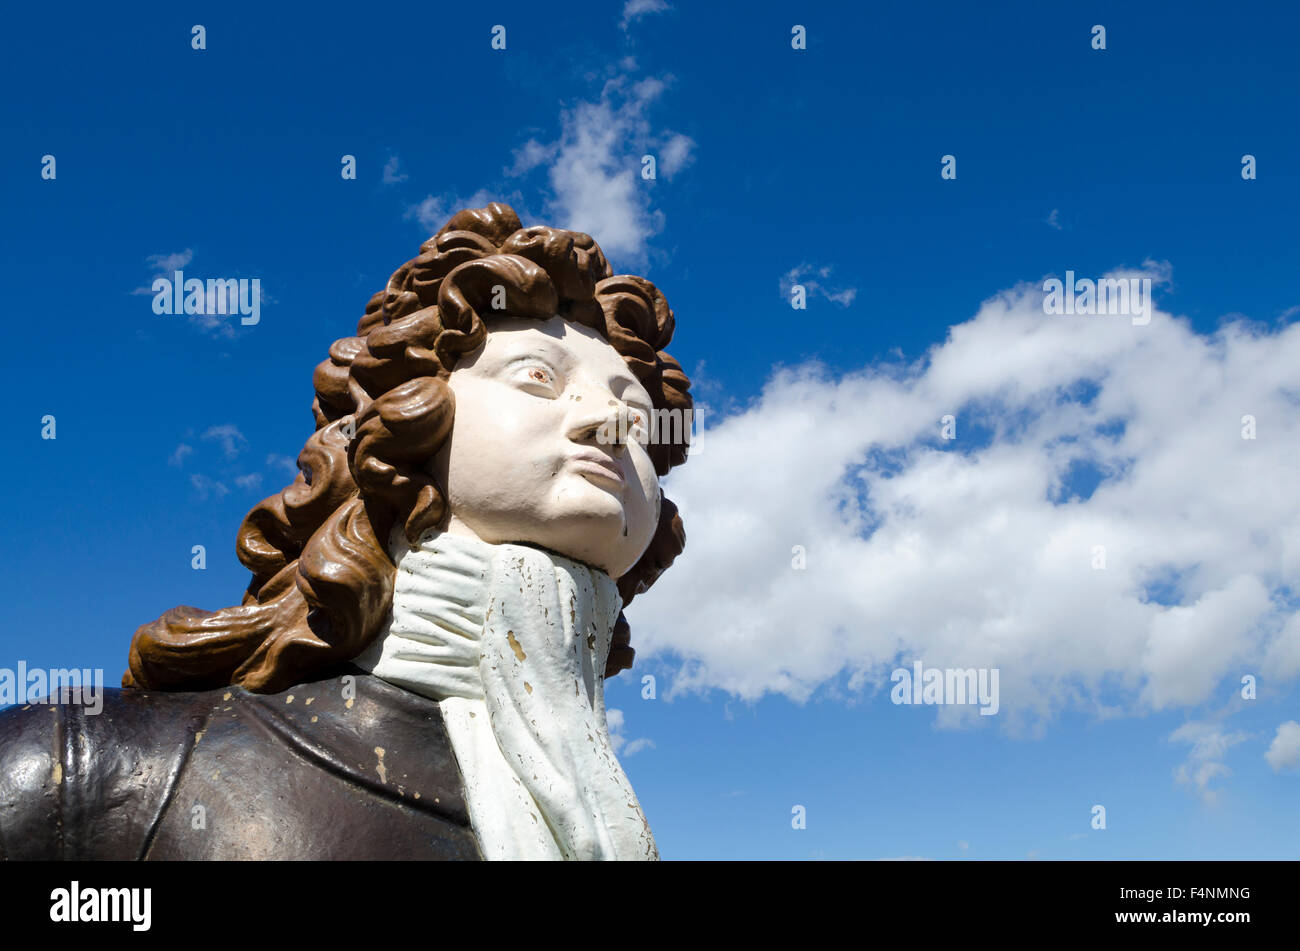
352, 528, 656, 861
352, 529, 620, 703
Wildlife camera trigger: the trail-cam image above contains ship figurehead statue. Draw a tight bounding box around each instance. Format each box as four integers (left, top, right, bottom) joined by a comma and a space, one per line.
0, 202, 692, 861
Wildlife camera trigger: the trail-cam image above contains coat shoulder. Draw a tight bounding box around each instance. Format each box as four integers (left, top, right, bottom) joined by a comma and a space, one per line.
0, 687, 216, 860
0, 669, 480, 860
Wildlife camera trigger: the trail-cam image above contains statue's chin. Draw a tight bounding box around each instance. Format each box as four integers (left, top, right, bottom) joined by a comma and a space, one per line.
442, 505, 650, 580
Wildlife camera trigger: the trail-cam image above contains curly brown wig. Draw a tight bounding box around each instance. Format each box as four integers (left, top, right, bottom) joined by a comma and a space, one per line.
125, 202, 691, 693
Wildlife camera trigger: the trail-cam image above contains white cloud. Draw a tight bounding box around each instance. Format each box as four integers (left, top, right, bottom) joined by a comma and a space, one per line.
632, 264, 1300, 735
266, 453, 299, 476
235, 473, 263, 491
382, 155, 409, 185
133, 249, 263, 338
190, 473, 229, 500
605, 707, 653, 755
1170, 719, 1249, 803
168, 444, 193, 467
202, 424, 248, 459
658, 132, 695, 178
1261, 612, 1300, 678
606, 707, 626, 750
146, 249, 193, 273
505, 72, 694, 266
507, 139, 557, 177
1265, 720, 1300, 772
1046, 209, 1062, 230
620, 0, 670, 31
131, 248, 193, 295
623, 737, 656, 756
185, 293, 243, 338
1142, 578, 1269, 709
782, 264, 858, 308
408, 50, 689, 264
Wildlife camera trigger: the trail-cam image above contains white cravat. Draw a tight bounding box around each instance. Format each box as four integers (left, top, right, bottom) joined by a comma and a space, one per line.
352, 529, 658, 861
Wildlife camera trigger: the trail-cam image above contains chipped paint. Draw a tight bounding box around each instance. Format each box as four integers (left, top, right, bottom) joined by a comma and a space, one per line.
52, 762, 62, 785
374, 746, 387, 783
356, 531, 657, 860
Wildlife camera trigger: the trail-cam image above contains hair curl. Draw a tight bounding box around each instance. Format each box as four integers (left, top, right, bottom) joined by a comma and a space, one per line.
126, 202, 691, 693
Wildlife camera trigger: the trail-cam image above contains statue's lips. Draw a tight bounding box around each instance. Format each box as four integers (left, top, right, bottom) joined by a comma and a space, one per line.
567, 452, 625, 489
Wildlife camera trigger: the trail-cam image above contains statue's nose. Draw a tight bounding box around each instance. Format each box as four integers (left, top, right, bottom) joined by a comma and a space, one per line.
565, 386, 630, 451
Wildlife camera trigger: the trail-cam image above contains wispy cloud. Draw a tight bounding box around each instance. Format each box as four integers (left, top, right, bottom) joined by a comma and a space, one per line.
382, 155, 409, 185
189, 473, 229, 500
202, 424, 248, 459
131, 249, 193, 296
620, 0, 670, 31
506, 139, 556, 177
131, 248, 264, 339
266, 453, 299, 476
622, 737, 656, 756
398, 14, 690, 266
505, 68, 694, 266
168, 444, 193, 467
659, 132, 694, 177
1170, 719, 1249, 803
146, 249, 193, 273
781, 263, 858, 307
605, 707, 653, 756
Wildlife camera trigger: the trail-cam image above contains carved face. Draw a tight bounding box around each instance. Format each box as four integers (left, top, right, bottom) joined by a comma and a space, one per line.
431, 315, 661, 577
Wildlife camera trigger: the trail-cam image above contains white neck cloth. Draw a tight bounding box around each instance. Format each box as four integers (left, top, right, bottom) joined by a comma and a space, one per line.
352, 529, 658, 861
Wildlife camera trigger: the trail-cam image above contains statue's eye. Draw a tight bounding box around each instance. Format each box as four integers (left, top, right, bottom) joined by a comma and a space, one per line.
515, 362, 559, 394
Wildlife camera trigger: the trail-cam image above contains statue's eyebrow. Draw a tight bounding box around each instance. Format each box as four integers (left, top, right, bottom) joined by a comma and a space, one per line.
490, 334, 573, 369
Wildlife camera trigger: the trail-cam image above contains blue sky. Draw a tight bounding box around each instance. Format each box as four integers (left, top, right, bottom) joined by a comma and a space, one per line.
2, 0, 1299, 859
